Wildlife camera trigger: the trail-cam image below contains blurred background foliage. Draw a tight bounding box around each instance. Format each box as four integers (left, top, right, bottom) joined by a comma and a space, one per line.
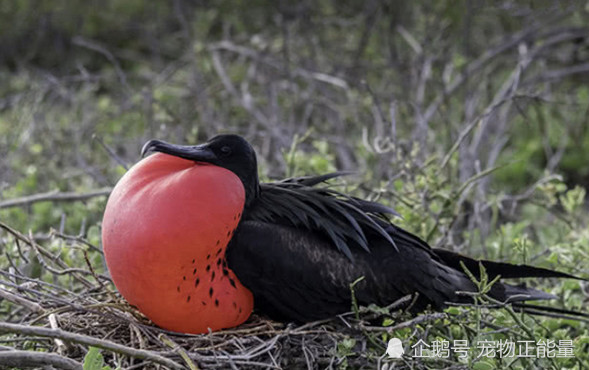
1, 0, 589, 368
2, 0, 589, 250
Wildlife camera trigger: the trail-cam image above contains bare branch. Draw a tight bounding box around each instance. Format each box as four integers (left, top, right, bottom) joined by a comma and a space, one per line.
0, 322, 185, 370
0, 350, 82, 370
362, 312, 447, 332
72, 36, 131, 91
49, 313, 69, 354
424, 11, 573, 123
0, 189, 111, 210
0, 286, 44, 313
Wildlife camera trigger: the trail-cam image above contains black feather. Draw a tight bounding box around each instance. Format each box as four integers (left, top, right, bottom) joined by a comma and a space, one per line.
146, 134, 588, 324
249, 180, 400, 256
280, 171, 355, 186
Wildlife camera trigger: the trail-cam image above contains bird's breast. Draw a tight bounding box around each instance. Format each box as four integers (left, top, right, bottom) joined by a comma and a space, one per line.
102, 153, 253, 333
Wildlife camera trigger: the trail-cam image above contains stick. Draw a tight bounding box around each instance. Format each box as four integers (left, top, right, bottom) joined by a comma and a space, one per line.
0, 189, 112, 210
362, 312, 447, 333
160, 334, 199, 370
0, 286, 44, 313
49, 313, 68, 354
0, 350, 82, 370
0, 322, 184, 369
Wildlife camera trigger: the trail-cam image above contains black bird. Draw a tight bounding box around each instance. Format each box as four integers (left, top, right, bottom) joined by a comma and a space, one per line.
142, 134, 587, 322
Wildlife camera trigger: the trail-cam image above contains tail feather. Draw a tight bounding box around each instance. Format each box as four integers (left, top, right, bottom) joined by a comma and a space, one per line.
434, 248, 585, 280
513, 302, 589, 322
501, 283, 557, 302
451, 284, 589, 322
435, 249, 589, 322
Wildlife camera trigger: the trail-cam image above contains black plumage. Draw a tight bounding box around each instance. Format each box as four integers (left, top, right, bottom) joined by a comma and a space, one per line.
142, 134, 588, 322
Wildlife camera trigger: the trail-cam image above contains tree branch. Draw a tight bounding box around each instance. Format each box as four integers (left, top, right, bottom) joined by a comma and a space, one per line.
0, 286, 44, 313
0, 350, 82, 370
0, 322, 184, 369
0, 189, 112, 210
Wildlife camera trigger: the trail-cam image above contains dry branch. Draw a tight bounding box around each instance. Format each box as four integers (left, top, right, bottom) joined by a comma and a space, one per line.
0, 322, 184, 369
422, 11, 574, 123
0, 350, 82, 370
0, 189, 112, 210
0, 286, 44, 313
362, 312, 447, 333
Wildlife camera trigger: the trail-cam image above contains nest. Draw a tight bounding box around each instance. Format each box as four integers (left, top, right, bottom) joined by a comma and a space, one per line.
0, 220, 452, 369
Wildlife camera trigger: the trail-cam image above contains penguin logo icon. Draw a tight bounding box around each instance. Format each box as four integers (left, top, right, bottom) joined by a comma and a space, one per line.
386, 338, 404, 358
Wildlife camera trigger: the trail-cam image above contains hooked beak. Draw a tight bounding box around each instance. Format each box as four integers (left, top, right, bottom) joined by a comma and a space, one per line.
141, 140, 218, 163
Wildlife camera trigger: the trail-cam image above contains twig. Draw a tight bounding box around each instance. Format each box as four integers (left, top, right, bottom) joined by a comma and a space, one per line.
527, 62, 589, 85
210, 49, 273, 130
423, 11, 572, 123
0, 222, 99, 288
50, 229, 104, 254
209, 41, 348, 89
160, 334, 199, 370
363, 312, 447, 333
93, 134, 129, 170
0, 322, 185, 369
0, 189, 112, 210
49, 313, 68, 354
362, 294, 414, 321
396, 25, 423, 55
0, 350, 82, 370
72, 36, 131, 91
27, 230, 96, 288
0, 286, 44, 313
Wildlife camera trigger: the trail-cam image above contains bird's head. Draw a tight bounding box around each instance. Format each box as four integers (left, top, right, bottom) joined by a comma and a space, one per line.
142, 134, 260, 206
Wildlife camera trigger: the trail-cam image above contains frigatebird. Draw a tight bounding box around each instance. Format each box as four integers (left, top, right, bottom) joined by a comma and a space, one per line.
140, 134, 587, 323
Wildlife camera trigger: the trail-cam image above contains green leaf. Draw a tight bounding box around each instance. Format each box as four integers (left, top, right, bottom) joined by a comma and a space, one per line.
83, 347, 105, 370
472, 360, 495, 370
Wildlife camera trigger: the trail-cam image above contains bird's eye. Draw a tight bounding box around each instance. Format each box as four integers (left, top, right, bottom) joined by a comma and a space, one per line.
220, 146, 232, 156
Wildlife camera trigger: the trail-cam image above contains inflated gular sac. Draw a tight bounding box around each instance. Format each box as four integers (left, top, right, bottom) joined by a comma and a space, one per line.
102, 153, 253, 334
